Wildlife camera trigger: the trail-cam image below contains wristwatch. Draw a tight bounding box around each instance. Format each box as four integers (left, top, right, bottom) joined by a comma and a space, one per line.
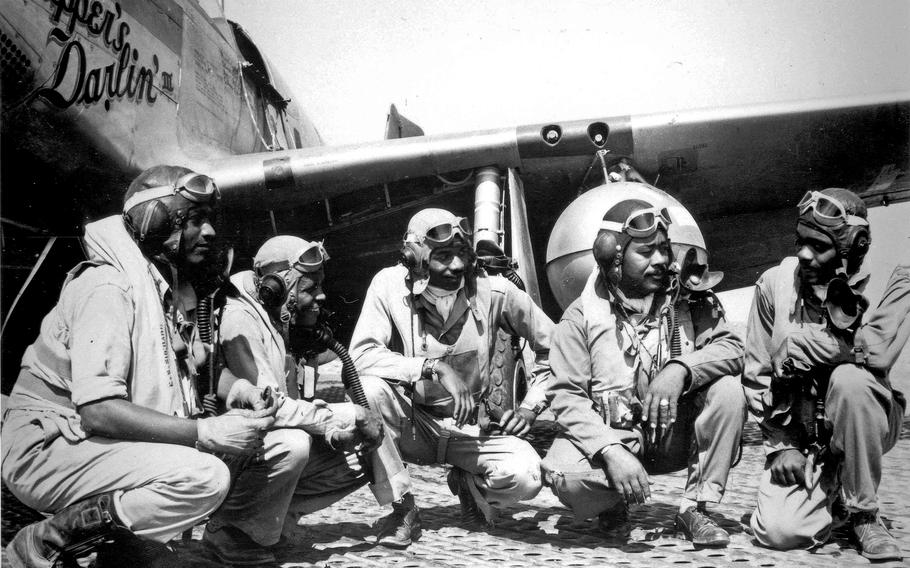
522, 399, 549, 415
421, 358, 440, 381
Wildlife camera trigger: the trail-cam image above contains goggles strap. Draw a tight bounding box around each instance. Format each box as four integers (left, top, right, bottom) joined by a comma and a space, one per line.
600, 220, 625, 233
256, 260, 292, 275
123, 186, 176, 213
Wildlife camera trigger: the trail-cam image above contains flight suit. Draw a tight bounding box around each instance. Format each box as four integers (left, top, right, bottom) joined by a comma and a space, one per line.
745, 257, 906, 549
541, 270, 745, 520
212, 271, 366, 545
1, 217, 230, 543
350, 265, 552, 513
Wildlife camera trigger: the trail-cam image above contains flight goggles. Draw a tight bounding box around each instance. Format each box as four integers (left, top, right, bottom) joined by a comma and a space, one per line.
797, 191, 868, 228
293, 241, 330, 273
257, 241, 330, 275
600, 206, 672, 238
406, 216, 473, 247
123, 173, 221, 213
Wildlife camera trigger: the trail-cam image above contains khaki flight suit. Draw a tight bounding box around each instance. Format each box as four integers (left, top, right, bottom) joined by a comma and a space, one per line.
350, 265, 553, 513
213, 271, 365, 545
542, 270, 746, 520
1, 217, 230, 543
744, 257, 906, 549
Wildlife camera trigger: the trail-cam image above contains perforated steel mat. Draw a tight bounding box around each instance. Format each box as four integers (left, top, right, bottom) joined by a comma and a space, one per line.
3, 390, 908, 567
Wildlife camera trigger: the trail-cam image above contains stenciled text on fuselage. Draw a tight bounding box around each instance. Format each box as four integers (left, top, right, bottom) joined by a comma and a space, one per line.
36, 0, 171, 110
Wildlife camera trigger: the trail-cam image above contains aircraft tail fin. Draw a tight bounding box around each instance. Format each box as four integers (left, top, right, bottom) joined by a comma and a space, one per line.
385, 104, 425, 139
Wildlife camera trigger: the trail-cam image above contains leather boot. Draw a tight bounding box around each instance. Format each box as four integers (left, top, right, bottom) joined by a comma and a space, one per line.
446, 468, 491, 527
374, 499, 422, 549
202, 523, 276, 566
675, 506, 730, 547
852, 510, 902, 561
6, 492, 128, 568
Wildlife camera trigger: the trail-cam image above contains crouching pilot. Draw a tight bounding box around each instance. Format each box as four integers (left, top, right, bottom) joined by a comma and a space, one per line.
205, 235, 384, 565
541, 198, 746, 546
2, 166, 275, 567
745, 188, 905, 561
350, 208, 554, 547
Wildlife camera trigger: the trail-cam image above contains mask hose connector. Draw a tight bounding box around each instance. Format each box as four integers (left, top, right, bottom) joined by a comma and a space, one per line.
313, 328, 374, 483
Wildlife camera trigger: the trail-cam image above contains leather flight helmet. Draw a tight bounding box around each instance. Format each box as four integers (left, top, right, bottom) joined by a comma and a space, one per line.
122, 165, 220, 263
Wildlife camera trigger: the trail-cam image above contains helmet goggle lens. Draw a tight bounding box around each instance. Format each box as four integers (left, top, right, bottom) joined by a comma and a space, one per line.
797, 191, 867, 228
293, 242, 329, 273
123, 172, 220, 213
601, 207, 671, 238
175, 173, 221, 203
423, 217, 473, 246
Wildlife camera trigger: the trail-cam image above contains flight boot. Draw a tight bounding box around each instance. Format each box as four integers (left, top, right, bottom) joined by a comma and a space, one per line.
852, 510, 902, 561
675, 506, 730, 547
6, 491, 129, 568
374, 495, 422, 549
202, 522, 276, 566
447, 467, 492, 527
596, 501, 630, 540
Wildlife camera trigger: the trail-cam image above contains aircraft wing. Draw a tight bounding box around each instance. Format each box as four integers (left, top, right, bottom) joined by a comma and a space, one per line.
202, 92, 910, 317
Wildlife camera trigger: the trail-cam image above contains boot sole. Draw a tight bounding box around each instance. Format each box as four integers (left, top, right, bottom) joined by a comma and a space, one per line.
861, 549, 903, 561
377, 527, 421, 549
676, 530, 730, 547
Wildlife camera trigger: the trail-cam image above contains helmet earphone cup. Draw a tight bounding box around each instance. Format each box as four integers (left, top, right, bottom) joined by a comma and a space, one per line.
400, 241, 429, 272
257, 273, 287, 308
593, 231, 624, 285
124, 200, 172, 243
842, 225, 870, 273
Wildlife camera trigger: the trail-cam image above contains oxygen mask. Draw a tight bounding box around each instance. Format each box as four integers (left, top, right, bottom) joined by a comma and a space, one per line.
824, 275, 870, 330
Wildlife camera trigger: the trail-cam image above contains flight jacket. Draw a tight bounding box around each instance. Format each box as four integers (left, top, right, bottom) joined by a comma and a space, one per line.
349, 264, 553, 411
548, 269, 744, 460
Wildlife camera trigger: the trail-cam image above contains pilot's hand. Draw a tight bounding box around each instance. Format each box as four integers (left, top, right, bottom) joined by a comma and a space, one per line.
196, 405, 276, 456
642, 363, 686, 441
230, 384, 271, 411
435, 361, 473, 427
769, 448, 807, 487
331, 406, 385, 454
497, 408, 534, 438
602, 445, 650, 505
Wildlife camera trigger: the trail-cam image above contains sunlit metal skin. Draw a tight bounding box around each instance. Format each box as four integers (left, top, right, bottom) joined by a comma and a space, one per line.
206, 118, 615, 206
473, 167, 504, 247
545, 181, 709, 310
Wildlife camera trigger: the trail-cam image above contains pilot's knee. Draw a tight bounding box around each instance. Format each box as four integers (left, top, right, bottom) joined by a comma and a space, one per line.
488, 447, 542, 501
709, 375, 747, 415
191, 453, 233, 510
267, 428, 312, 472
828, 364, 875, 399
751, 507, 818, 550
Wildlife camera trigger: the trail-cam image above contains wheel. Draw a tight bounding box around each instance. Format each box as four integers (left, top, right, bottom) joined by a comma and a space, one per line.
485, 329, 528, 421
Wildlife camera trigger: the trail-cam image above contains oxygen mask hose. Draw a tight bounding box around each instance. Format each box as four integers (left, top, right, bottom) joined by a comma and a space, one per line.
197, 296, 219, 417
669, 302, 682, 359
307, 325, 375, 483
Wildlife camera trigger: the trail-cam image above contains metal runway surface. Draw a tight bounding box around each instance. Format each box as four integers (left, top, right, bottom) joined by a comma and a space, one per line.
2, 400, 908, 567
265, 417, 909, 568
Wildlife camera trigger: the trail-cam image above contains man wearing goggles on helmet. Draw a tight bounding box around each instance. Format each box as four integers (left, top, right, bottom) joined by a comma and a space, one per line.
204, 235, 384, 565
746, 188, 904, 561
542, 199, 745, 547
3, 166, 276, 567
349, 207, 554, 547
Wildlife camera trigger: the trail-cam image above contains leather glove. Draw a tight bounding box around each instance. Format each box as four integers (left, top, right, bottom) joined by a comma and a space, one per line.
227, 379, 272, 410
196, 404, 277, 455
329, 406, 384, 454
